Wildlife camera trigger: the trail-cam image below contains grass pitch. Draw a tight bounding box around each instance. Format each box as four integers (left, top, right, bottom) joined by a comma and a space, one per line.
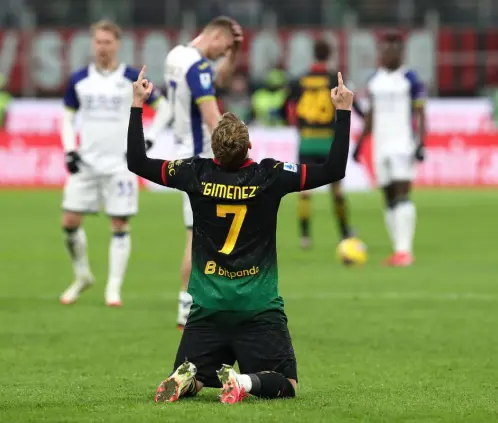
1, 189, 497, 422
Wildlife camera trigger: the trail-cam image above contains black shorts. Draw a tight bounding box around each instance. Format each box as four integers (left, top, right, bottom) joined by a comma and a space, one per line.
299, 154, 327, 166
173, 310, 298, 388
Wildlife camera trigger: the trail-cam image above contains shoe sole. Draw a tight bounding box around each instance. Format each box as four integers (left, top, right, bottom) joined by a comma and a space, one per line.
217, 366, 240, 404
155, 362, 195, 403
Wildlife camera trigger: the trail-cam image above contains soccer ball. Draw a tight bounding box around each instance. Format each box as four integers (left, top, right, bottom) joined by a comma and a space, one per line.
336, 237, 368, 266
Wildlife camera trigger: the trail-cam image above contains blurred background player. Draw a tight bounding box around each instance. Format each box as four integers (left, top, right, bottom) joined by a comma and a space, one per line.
59, 20, 170, 306
292, 39, 354, 249
353, 32, 426, 267
164, 16, 243, 329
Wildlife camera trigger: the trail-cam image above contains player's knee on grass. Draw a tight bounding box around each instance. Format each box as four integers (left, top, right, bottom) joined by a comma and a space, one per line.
62, 211, 83, 229
249, 372, 296, 399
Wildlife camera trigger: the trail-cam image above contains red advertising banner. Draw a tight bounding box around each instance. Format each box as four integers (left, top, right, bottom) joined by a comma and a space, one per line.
2, 131, 498, 188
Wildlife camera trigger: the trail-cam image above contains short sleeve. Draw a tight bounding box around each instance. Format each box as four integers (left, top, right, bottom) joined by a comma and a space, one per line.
124, 66, 161, 106
160, 157, 197, 191
63, 69, 88, 110
261, 159, 306, 196
185, 59, 216, 104
405, 70, 426, 107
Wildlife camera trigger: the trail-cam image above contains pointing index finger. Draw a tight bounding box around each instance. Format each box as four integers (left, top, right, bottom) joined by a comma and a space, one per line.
337, 72, 344, 88
137, 65, 146, 82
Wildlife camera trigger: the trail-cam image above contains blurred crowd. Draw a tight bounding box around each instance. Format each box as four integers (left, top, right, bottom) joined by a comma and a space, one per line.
0, 0, 497, 28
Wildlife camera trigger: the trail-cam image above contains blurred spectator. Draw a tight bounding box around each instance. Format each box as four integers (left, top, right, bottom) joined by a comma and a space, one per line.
0, 74, 12, 129
221, 73, 253, 124
251, 68, 288, 127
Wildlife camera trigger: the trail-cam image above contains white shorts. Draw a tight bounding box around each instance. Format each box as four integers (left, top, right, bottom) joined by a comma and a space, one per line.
374, 153, 416, 187
62, 169, 139, 216
182, 192, 193, 229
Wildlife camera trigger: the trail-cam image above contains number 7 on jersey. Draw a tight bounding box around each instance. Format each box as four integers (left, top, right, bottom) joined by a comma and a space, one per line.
217, 205, 247, 255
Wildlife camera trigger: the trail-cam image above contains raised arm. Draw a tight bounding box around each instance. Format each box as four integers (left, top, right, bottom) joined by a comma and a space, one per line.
302, 72, 353, 190
126, 66, 167, 186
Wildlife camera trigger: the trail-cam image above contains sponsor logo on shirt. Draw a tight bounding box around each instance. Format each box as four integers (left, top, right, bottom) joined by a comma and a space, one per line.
283, 162, 298, 173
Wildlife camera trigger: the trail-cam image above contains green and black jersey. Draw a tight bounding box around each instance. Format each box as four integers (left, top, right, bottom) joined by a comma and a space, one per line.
162, 157, 305, 320
292, 65, 338, 156
126, 107, 352, 323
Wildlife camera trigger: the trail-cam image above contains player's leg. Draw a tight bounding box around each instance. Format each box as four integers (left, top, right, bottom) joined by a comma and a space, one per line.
298, 191, 312, 249
104, 171, 138, 305
297, 154, 313, 249
382, 183, 396, 245
383, 155, 416, 266
155, 318, 235, 402
389, 180, 416, 266
224, 310, 297, 403
177, 193, 194, 329
330, 181, 353, 240
106, 216, 131, 306
60, 172, 98, 304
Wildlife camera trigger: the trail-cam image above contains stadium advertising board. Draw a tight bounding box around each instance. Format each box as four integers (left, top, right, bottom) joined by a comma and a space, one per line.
0, 99, 497, 188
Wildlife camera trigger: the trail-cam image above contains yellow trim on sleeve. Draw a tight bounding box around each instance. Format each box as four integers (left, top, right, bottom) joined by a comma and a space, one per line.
195, 95, 216, 104
413, 99, 426, 108
64, 105, 78, 112
149, 96, 162, 109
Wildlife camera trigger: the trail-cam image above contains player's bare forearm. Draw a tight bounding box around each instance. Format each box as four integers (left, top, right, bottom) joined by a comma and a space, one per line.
415, 107, 426, 146
215, 49, 240, 89
127, 107, 166, 185
303, 110, 351, 189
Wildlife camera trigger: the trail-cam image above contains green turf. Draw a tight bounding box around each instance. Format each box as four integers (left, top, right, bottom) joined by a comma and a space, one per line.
1, 189, 497, 422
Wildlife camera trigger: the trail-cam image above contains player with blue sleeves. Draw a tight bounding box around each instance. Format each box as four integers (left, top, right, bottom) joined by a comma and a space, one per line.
354, 32, 427, 267
59, 20, 171, 307
164, 16, 243, 328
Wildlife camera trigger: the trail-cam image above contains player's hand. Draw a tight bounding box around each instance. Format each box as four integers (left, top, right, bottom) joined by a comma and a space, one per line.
414, 144, 425, 162
65, 151, 81, 174
331, 72, 354, 111
132, 65, 154, 107
231, 22, 243, 49
145, 139, 154, 151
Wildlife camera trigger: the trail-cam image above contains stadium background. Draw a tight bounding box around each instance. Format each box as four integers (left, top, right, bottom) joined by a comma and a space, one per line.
1, 2, 498, 422
0, 0, 498, 188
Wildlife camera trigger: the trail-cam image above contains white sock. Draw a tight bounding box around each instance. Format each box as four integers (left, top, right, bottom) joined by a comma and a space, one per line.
178, 291, 193, 325
384, 208, 395, 244
106, 232, 131, 299
65, 227, 91, 279
237, 374, 253, 392
393, 201, 416, 254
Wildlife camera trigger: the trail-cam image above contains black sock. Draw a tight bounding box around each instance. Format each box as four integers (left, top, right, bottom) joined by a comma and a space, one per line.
333, 194, 351, 239
298, 197, 311, 238
248, 372, 295, 399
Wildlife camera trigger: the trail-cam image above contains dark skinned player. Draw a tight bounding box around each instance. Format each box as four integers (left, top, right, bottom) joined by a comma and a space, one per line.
353, 33, 426, 266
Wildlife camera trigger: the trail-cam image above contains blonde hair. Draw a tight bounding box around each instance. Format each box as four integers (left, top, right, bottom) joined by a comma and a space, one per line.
204, 16, 235, 36
91, 19, 122, 39
212, 112, 250, 170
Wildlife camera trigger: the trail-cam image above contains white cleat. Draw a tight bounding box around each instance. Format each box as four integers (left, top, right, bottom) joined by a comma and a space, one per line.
105, 290, 122, 307
155, 361, 197, 403
217, 364, 248, 404
60, 273, 94, 305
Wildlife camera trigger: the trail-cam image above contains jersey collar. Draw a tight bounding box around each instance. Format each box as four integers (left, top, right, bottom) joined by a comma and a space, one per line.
213, 158, 255, 169
310, 63, 328, 73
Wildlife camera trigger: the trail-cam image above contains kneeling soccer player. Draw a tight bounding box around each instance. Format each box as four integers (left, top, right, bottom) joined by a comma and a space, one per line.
127, 66, 353, 403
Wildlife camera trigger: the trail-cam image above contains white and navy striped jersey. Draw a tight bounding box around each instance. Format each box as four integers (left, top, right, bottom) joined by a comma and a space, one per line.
63, 63, 160, 173
164, 45, 216, 159
367, 67, 425, 156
